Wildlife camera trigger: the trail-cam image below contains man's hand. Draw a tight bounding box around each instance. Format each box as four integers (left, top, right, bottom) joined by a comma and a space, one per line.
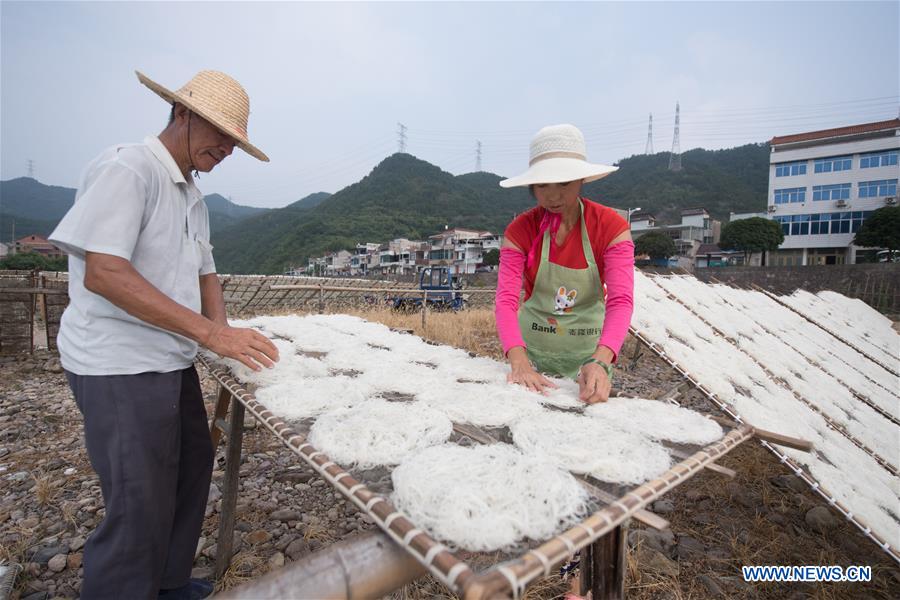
577, 362, 611, 404
203, 323, 280, 371
506, 346, 558, 394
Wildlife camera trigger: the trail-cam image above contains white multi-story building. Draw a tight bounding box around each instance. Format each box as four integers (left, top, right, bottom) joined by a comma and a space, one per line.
766, 118, 899, 266
428, 228, 500, 274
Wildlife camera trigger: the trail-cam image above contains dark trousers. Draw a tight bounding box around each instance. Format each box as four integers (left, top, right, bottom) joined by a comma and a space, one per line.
66, 366, 214, 600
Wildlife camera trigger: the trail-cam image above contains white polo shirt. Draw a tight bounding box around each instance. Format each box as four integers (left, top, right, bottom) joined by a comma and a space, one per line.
50, 136, 216, 375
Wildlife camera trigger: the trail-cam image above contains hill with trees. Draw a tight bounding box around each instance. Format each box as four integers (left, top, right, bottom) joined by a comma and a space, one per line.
210, 154, 533, 274
585, 144, 770, 223
0, 177, 273, 242
2, 142, 772, 273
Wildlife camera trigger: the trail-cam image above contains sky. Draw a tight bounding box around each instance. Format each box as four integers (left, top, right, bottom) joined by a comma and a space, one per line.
2, 1, 898, 209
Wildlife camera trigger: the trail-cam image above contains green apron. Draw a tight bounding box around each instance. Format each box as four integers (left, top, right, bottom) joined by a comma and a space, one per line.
519, 200, 605, 380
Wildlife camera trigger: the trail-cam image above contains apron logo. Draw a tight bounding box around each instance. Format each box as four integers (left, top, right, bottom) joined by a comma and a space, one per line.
553, 286, 577, 315
545, 317, 566, 336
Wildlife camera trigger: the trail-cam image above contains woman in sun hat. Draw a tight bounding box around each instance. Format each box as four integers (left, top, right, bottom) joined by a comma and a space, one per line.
495, 124, 635, 405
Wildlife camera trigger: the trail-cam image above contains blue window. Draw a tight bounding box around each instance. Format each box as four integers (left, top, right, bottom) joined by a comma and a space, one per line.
814, 155, 852, 173
860, 150, 898, 169
774, 187, 806, 204
858, 179, 898, 198
812, 183, 851, 201
788, 211, 875, 236
775, 161, 807, 177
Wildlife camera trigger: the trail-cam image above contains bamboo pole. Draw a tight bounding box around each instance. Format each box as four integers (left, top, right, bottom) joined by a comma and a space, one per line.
214, 531, 426, 600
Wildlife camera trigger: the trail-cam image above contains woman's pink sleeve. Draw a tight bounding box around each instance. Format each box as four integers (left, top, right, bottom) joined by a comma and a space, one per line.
495, 247, 527, 355
598, 240, 635, 362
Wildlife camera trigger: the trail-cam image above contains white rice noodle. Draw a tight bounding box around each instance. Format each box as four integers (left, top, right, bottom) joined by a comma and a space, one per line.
780, 289, 899, 365
632, 271, 900, 549
512, 410, 672, 485
308, 399, 452, 469
418, 383, 545, 427
254, 378, 370, 420
586, 397, 724, 445
391, 443, 590, 551
649, 275, 898, 461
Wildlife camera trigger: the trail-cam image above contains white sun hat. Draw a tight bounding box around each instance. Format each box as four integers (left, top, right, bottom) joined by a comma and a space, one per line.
136, 69, 269, 162
499, 124, 617, 188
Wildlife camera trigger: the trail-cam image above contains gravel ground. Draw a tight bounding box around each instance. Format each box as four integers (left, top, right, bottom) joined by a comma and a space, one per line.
1, 326, 898, 599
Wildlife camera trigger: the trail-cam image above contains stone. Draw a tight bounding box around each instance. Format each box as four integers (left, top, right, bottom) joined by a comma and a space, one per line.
268, 552, 285, 569
275, 534, 297, 552
67, 552, 83, 570
651, 499, 675, 514
47, 553, 67, 572
195, 537, 206, 560
275, 470, 314, 484
19, 517, 40, 529
639, 547, 679, 577
676, 535, 706, 560
770, 474, 807, 494
207, 483, 222, 503
191, 566, 214, 581
33, 545, 68, 564
767, 512, 788, 527
285, 538, 310, 560
234, 521, 252, 533
245, 530, 272, 545
43, 358, 63, 373
271, 509, 301, 522
22, 593, 49, 600
805, 506, 838, 533
627, 528, 675, 556
698, 574, 725, 597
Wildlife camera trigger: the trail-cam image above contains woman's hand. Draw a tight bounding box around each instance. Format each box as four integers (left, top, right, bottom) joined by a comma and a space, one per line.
507, 347, 558, 394
577, 362, 611, 404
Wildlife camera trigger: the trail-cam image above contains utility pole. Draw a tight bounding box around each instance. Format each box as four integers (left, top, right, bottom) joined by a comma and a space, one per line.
475, 140, 482, 172
668, 102, 682, 172
645, 114, 653, 155
26, 159, 35, 179
397, 123, 407, 153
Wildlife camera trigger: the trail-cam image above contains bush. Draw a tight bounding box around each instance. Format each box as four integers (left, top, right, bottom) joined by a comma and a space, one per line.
634, 231, 677, 259
719, 217, 784, 264
0, 251, 67, 271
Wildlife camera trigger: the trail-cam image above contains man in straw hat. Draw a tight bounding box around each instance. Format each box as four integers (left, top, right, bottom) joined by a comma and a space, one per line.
49, 70, 278, 600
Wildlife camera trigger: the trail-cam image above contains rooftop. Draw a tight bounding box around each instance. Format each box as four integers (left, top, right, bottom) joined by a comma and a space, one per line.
770, 118, 900, 146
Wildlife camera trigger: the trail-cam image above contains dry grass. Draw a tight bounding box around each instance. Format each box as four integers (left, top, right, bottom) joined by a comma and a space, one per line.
30, 470, 58, 506
339, 307, 504, 360
214, 548, 265, 592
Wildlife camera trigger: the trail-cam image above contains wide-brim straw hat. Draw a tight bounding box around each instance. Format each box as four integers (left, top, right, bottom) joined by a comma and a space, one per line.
499, 124, 617, 188
136, 69, 268, 162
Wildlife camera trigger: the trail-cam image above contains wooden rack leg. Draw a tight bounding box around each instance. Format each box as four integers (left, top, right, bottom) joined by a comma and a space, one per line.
585, 522, 627, 600
210, 385, 232, 450
215, 396, 245, 580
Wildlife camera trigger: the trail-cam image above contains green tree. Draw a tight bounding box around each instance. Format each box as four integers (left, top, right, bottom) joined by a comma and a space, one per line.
481, 248, 500, 267
634, 231, 677, 260
853, 206, 900, 260
719, 217, 784, 265
0, 251, 67, 271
